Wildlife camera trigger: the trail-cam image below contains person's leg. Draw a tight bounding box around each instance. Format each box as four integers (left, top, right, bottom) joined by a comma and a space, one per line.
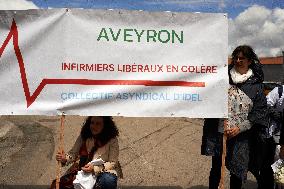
50, 172, 77, 189
95, 172, 118, 189
209, 155, 222, 189
257, 138, 276, 189
230, 173, 242, 189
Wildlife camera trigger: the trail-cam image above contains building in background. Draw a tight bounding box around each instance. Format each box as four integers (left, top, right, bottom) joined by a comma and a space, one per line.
261, 52, 284, 83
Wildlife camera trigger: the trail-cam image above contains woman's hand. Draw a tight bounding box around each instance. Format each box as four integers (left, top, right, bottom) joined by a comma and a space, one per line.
225, 127, 240, 139
82, 164, 103, 175
82, 164, 94, 173
56, 151, 67, 164
93, 165, 103, 174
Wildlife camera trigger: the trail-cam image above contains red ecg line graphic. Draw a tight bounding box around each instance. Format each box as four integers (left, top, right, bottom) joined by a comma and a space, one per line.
0, 19, 205, 108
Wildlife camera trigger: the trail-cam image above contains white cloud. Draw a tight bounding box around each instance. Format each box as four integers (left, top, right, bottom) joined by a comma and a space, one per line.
0, 0, 38, 10
229, 5, 284, 57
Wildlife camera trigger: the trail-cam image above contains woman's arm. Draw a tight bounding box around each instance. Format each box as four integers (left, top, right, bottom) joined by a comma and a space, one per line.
85, 137, 119, 174
247, 84, 269, 127
64, 135, 83, 165
104, 137, 119, 171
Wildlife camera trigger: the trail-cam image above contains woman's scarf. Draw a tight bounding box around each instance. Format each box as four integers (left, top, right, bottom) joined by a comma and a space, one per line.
230, 67, 253, 84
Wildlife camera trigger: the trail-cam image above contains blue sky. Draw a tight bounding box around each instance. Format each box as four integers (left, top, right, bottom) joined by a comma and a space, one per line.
31, 0, 284, 18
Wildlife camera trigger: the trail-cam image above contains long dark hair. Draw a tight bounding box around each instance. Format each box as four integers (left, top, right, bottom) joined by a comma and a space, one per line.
229, 45, 264, 82
80, 116, 119, 147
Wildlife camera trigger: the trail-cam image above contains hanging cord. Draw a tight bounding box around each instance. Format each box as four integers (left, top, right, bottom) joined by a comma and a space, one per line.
218, 119, 228, 189
56, 113, 65, 189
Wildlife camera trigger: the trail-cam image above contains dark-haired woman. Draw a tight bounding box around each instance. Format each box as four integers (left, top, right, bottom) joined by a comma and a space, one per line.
201, 45, 269, 189
52, 116, 121, 189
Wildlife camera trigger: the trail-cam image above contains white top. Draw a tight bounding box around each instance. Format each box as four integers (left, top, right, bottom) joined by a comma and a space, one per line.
266, 85, 284, 108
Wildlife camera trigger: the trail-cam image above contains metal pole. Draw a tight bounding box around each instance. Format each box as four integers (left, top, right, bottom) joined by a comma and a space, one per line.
56, 113, 65, 189
218, 119, 228, 189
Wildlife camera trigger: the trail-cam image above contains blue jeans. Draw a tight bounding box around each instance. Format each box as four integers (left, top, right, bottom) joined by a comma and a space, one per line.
95, 172, 117, 189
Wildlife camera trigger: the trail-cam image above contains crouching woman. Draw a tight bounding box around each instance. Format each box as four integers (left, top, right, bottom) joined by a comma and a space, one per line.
51, 116, 122, 189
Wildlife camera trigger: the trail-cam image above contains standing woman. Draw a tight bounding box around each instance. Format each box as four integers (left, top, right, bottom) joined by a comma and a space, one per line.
52, 116, 121, 189
201, 45, 268, 189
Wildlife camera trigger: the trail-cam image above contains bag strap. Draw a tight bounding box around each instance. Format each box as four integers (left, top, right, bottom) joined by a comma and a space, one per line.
278, 85, 283, 99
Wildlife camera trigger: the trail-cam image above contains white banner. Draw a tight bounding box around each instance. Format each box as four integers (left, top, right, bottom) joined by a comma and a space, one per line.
0, 9, 228, 117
